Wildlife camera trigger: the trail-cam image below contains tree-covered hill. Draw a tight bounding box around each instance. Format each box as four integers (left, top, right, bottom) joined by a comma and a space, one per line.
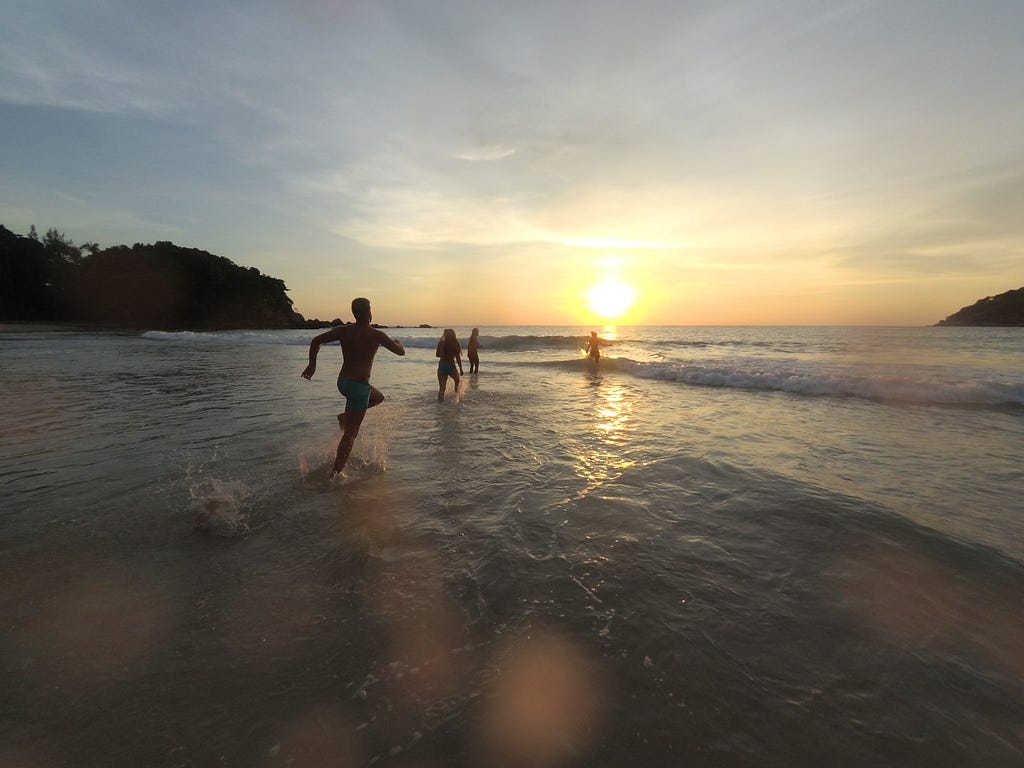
935, 287, 1024, 327
0, 225, 311, 329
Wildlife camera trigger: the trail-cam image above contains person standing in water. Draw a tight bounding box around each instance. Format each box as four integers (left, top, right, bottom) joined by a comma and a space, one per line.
467, 327, 482, 374
586, 331, 609, 364
301, 297, 405, 476
436, 328, 463, 400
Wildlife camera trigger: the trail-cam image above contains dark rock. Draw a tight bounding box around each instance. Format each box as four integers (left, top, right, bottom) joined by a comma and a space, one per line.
935, 287, 1024, 326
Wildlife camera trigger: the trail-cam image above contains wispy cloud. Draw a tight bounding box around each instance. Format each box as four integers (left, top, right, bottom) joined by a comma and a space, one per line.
457, 146, 518, 162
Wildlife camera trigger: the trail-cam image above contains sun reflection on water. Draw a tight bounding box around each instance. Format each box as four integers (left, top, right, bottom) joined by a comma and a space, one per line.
574, 380, 637, 489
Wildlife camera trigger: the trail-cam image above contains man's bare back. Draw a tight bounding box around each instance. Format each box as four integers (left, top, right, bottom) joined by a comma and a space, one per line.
323, 323, 403, 382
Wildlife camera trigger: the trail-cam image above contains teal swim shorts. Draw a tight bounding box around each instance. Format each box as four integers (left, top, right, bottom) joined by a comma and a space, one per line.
337, 377, 371, 410
438, 362, 458, 376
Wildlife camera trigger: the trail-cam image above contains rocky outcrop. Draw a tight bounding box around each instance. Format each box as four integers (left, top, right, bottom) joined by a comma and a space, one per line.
2, 225, 303, 328
935, 287, 1024, 326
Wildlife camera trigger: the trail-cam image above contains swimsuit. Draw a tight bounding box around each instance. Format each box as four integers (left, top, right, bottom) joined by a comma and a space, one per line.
337, 377, 371, 410
438, 362, 458, 376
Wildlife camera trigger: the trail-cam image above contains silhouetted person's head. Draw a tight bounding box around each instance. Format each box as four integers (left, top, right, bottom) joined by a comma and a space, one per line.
443, 328, 457, 343
352, 297, 371, 323
591, 331, 598, 338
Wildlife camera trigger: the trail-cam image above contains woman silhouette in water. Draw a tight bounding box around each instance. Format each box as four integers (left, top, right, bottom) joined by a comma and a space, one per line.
586, 331, 609, 364
467, 328, 482, 374
436, 328, 464, 400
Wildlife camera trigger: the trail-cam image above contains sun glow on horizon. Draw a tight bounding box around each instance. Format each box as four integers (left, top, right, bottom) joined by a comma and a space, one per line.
585, 279, 637, 320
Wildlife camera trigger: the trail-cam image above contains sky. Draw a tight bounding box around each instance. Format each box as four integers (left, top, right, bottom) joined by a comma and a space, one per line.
1, 0, 1022, 326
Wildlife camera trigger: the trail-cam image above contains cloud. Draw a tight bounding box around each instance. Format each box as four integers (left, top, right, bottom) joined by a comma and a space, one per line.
457, 145, 518, 162
0, 30, 179, 117
831, 163, 1024, 277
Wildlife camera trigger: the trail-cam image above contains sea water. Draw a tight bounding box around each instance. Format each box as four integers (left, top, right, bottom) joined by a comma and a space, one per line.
1, 325, 1022, 767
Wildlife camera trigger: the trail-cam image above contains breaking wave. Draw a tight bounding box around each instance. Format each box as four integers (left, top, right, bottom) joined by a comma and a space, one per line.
143, 330, 311, 345
616, 358, 1024, 407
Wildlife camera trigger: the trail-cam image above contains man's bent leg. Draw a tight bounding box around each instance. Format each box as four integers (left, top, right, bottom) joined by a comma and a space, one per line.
368, 386, 385, 408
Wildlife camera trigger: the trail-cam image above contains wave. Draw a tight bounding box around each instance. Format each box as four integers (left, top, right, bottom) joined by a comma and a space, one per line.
537, 356, 1024, 407
141, 330, 806, 355
143, 330, 310, 346
398, 336, 443, 350
457, 334, 798, 352
623, 359, 1024, 407
398, 334, 589, 352
399, 334, 825, 354
140, 330, 1022, 407
141, 330, 591, 352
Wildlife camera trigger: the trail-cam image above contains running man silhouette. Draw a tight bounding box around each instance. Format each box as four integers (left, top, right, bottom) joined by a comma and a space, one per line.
301, 297, 405, 475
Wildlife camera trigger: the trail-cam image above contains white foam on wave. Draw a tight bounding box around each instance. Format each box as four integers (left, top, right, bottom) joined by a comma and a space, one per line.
398, 337, 442, 349
623, 359, 1024, 407
143, 330, 309, 345
398, 334, 585, 351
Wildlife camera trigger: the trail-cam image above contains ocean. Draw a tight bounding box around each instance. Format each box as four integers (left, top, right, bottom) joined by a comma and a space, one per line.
1, 324, 1022, 767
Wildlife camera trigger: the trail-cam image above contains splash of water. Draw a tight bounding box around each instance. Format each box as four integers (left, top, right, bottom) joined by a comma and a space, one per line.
189, 478, 253, 536
296, 406, 395, 486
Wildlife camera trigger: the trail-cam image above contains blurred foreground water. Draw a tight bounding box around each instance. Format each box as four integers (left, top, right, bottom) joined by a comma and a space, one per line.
1, 325, 1022, 767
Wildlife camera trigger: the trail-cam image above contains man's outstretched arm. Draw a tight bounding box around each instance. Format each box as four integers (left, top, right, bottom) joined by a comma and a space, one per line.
301, 328, 343, 379
379, 330, 406, 357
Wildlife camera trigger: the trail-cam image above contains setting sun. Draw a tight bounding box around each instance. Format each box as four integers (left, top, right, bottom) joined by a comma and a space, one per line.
585, 279, 637, 319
